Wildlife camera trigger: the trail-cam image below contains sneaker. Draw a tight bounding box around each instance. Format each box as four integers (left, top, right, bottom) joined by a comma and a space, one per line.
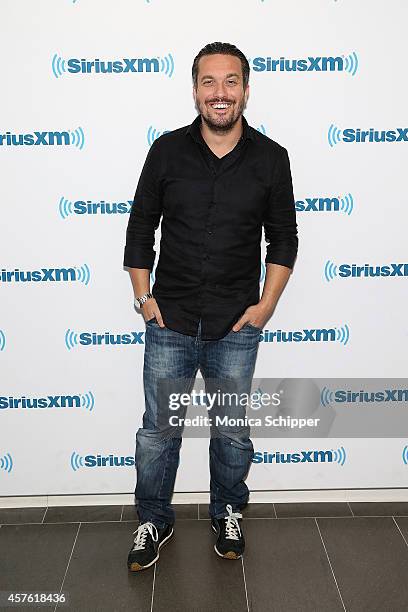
211, 504, 244, 559
127, 522, 174, 571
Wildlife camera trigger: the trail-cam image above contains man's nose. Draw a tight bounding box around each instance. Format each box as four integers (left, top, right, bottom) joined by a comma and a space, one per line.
213, 81, 228, 99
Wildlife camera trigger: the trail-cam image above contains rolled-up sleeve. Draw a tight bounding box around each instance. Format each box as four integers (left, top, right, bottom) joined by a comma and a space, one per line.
263, 146, 298, 269
123, 139, 163, 270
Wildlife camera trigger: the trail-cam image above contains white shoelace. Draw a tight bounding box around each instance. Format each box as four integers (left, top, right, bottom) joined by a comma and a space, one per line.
132, 522, 158, 551
224, 504, 242, 540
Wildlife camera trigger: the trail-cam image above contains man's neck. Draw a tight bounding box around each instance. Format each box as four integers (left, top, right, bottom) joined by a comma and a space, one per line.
199, 116, 243, 157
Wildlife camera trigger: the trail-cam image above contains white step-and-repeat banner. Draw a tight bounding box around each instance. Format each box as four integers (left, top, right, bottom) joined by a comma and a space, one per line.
1, 0, 407, 496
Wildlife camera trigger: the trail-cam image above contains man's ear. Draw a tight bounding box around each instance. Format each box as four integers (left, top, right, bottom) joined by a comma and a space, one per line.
244, 84, 250, 104
192, 86, 197, 103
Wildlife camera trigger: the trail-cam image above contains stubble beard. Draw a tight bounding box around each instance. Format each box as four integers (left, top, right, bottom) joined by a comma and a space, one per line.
195, 96, 247, 135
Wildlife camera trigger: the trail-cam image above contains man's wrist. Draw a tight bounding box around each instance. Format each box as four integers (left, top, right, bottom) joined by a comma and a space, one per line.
134, 292, 153, 308
259, 296, 277, 310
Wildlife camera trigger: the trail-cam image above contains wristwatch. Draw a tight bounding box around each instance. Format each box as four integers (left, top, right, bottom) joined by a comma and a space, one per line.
134, 292, 153, 308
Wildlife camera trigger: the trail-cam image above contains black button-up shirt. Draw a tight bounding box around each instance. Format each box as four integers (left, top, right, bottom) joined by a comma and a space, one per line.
124, 114, 298, 340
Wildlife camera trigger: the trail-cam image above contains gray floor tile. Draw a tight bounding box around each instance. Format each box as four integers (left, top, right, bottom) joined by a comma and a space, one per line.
275, 502, 352, 518
318, 516, 408, 611
153, 520, 247, 611
0, 507, 46, 525
60, 521, 153, 612
392, 516, 408, 542
122, 503, 198, 521
44, 504, 122, 523
350, 501, 408, 516
0, 523, 79, 611
243, 518, 344, 612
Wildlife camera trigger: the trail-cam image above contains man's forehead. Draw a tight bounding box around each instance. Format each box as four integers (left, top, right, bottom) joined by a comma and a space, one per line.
197, 54, 242, 76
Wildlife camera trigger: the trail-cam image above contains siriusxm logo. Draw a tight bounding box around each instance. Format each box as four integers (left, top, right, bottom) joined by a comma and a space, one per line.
0, 127, 85, 149
251, 52, 358, 76
52, 54, 174, 78
321, 386, 408, 407
71, 452, 134, 471
0, 392, 94, 411
252, 447, 346, 465
0, 330, 5, 351
0, 265, 90, 285
260, 324, 350, 345
296, 194, 353, 215
328, 125, 408, 147
59, 197, 132, 219
324, 260, 408, 282
65, 329, 145, 349
0, 453, 13, 473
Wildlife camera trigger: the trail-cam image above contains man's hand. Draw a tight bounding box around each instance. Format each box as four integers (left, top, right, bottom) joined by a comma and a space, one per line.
140, 297, 166, 328
232, 302, 275, 332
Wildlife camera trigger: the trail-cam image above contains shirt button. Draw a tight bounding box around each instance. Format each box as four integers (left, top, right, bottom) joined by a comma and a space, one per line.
207, 229, 212, 235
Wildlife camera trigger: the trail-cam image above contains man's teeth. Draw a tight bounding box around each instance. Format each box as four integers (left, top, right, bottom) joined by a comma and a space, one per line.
211, 103, 230, 109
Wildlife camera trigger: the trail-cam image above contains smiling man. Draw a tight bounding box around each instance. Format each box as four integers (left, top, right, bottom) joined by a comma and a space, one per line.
124, 42, 298, 571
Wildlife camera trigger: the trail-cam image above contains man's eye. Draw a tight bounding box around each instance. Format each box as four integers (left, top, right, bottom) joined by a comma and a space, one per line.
227, 80, 238, 85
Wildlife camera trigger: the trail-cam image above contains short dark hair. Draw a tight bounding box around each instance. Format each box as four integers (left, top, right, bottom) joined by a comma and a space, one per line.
192, 42, 250, 89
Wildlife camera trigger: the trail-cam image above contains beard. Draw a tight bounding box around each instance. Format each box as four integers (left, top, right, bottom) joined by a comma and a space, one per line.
194, 95, 247, 134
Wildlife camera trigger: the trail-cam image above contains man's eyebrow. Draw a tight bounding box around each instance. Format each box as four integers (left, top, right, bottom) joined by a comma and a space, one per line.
200, 72, 241, 80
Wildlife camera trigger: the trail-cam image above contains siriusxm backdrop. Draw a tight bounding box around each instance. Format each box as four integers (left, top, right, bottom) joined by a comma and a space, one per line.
0, 0, 407, 497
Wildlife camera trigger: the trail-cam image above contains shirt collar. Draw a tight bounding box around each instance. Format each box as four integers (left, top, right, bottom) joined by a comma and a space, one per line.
186, 114, 254, 144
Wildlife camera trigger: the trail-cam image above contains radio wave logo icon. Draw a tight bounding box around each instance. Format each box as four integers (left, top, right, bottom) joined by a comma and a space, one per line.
336, 324, 350, 345
69, 127, 85, 150
75, 264, 90, 285
344, 51, 358, 76
81, 391, 95, 411
147, 126, 170, 146
320, 386, 334, 407
324, 259, 338, 282
0, 453, 13, 473
52, 54, 66, 78
65, 329, 79, 350
256, 125, 267, 136
328, 124, 343, 147
260, 261, 266, 283
402, 445, 408, 465
159, 54, 174, 78
0, 329, 6, 351
59, 197, 73, 219
70, 451, 84, 471
332, 446, 346, 466
150, 262, 157, 284
340, 193, 354, 215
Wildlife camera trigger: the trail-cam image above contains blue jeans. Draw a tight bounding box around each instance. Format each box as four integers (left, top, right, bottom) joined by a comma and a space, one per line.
134, 317, 260, 528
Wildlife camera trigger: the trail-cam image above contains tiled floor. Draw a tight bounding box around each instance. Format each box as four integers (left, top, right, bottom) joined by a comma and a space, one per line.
1, 502, 408, 611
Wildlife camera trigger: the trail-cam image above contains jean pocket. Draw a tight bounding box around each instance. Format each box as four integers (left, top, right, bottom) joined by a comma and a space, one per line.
145, 316, 158, 326
244, 322, 262, 331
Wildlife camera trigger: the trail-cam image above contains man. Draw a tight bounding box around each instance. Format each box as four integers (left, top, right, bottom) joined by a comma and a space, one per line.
124, 42, 298, 571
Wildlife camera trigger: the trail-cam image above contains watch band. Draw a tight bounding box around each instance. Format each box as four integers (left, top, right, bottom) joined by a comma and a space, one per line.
135, 292, 153, 308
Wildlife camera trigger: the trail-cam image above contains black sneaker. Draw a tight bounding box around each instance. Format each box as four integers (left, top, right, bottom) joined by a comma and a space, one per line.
211, 504, 244, 559
127, 522, 174, 571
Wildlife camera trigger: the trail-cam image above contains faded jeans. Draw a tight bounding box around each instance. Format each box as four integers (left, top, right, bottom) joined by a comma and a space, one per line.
134, 317, 260, 528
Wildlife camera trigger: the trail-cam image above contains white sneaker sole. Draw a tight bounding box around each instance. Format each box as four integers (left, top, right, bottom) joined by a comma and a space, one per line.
128, 527, 174, 572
